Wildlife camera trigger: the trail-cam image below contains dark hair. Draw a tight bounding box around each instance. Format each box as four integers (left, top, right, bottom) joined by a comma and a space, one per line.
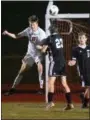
28, 15, 39, 23
49, 24, 58, 34
78, 32, 87, 37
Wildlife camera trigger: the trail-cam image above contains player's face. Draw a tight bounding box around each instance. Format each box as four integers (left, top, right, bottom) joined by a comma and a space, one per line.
29, 22, 38, 31
78, 35, 87, 45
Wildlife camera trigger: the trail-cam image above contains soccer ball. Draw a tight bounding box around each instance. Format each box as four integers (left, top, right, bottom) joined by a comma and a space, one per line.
49, 5, 59, 15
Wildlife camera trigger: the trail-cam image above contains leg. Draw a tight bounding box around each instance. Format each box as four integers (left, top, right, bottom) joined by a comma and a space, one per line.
11, 54, 34, 89
37, 62, 44, 90
46, 76, 56, 110
61, 76, 74, 110
4, 62, 29, 96
82, 87, 90, 108
80, 75, 90, 108
11, 61, 29, 89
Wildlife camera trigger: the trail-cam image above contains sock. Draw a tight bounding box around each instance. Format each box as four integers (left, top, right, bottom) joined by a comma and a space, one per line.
48, 92, 54, 103
65, 92, 72, 104
83, 98, 89, 106
12, 74, 23, 88
80, 93, 85, 104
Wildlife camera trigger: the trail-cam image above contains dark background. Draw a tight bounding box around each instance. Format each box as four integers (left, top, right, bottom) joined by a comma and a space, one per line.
1, 1, 90, 56
1, 1, 90, 84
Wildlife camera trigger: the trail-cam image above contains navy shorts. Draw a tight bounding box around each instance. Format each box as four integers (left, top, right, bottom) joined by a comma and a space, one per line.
48, 61, 66, 77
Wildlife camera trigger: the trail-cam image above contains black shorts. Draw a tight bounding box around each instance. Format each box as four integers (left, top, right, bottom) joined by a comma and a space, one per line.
48, 61, 66, 77
80, 74, 90, 87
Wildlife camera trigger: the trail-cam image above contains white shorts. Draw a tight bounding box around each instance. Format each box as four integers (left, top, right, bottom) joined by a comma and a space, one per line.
22, 54, 42, 67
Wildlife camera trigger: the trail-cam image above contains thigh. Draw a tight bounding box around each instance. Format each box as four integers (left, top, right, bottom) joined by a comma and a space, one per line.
22, 54, 35, 67
48, 76, 56, 85
34, 55, 43, 64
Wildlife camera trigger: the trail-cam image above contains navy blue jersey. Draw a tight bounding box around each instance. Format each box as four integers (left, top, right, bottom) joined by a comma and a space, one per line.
72, 45, 90, 75
44, 33, 65, 67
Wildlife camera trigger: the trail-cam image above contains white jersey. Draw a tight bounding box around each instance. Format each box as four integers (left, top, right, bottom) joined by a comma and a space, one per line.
18, 27, 46, 59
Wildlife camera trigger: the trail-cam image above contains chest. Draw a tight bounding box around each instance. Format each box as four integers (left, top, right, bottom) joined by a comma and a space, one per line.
28, 31, 41, 44
77, 48, 90, 59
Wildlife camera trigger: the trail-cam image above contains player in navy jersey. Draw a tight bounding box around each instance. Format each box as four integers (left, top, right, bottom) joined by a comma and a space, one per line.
68, 32, 90, 108
2, 15, 46, 95
40, 25, 74, 110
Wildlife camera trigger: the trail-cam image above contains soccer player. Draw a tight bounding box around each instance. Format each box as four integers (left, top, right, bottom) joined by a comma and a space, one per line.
40, 24, 74, 110
68, 32, 90, 108
2, 15, 46, 95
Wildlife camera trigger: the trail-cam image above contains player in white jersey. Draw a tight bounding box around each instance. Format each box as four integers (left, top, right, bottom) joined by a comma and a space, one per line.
2, 15, 46, 95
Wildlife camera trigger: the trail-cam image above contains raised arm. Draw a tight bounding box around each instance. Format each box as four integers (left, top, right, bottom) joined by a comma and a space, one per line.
2, 30, 20, 39
2, 28, 28, 39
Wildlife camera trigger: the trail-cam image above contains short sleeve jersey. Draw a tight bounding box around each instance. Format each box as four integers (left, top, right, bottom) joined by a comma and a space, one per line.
44, 33, 66, 66
18, 27, 46, 58
72, 45, 90, 74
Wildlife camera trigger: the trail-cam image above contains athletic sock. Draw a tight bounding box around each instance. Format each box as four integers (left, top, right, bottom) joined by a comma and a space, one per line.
48, 92, 54, 103
65, 92, 72, 104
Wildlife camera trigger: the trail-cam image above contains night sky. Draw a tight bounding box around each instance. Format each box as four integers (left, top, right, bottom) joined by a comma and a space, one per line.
1, 1, 90, 56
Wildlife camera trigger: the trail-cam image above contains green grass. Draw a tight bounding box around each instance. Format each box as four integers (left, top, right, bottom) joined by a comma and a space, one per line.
2, 102, 89, 119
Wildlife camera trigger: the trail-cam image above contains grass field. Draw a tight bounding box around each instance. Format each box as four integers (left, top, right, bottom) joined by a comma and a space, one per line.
2, 102, 89, 119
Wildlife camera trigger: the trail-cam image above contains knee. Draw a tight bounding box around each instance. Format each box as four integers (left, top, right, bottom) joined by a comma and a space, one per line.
62, 82, 70, 91
19, 63, 27, 75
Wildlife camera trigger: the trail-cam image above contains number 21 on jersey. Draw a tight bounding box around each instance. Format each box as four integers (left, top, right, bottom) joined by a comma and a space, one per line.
55, 38, 63, 48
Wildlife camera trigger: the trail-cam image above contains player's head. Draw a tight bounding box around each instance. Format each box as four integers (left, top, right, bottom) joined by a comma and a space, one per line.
49, 24, 58, 34
78, 32, 87, 45
28, 15, 39, 31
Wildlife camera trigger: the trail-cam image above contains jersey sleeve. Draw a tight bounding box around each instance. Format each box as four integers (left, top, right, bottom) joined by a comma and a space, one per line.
17, 28, 28, 37
72, 47, 77, 60
39, 30, 47, 41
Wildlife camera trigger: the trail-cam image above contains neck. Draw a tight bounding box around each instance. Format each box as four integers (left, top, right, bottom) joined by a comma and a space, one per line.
78, 44, 87, 48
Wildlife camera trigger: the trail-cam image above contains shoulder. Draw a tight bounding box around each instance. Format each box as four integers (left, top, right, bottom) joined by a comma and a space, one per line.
72, 46, 79, 51
22, 27, 30, 33
56, 34, 63, 40
38, 27, 45, 34
87, 45, 90, 49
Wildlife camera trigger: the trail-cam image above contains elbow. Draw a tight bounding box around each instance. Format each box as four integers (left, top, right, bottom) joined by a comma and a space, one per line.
14, 35, 19, 39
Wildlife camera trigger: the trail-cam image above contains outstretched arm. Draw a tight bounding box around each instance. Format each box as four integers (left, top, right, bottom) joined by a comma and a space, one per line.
2, 30, 21, 39
2, 28, 28, 39
36, 45, 48, 53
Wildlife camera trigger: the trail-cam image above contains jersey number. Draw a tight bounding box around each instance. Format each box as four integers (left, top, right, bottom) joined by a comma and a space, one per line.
55, 38, 63, 48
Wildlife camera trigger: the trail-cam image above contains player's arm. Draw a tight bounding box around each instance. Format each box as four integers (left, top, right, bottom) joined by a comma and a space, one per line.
68, 47, 77, 66
36, 45, 48, 53
41, 45, 48, 53
2, 30, 18, 39
36, 36, 49, 52
68, 60, 76, 66
2, 28, 28, 39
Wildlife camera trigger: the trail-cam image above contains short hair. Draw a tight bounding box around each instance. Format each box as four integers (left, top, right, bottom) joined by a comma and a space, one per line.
78, 32, 87, 37
49, 24, 58, 34
28, 15, 39, 23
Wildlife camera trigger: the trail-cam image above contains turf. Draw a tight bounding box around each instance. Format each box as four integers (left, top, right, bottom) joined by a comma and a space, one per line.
2, 102, 89, 119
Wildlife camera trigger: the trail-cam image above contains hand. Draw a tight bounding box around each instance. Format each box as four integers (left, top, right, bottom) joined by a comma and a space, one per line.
41, 45, 48, 53
68, 61, 72, 66
2, 30, 9, 35
68, 60, 76, 66
36, 45, 43, 50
